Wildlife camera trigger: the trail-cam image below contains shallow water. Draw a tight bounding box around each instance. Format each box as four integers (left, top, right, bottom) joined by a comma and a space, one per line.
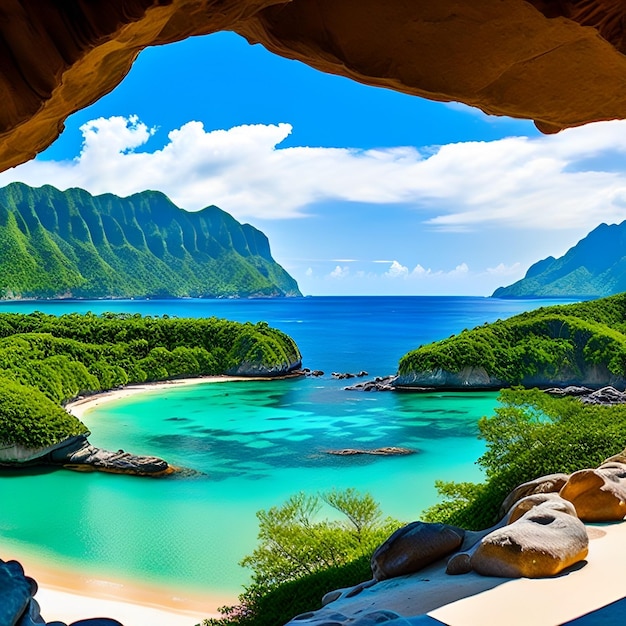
0, 296, 575, 597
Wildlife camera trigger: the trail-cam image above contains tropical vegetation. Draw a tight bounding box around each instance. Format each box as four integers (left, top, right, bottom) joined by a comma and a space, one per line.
423, 387, 626, 530
0, 182, 301, 299
398, 292, 626, 385
0, 311, 301, 450
203, 489, 403, 626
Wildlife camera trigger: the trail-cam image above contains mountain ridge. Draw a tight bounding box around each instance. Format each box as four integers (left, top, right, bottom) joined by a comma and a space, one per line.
493, 221, 626, 298
0, 182, 301, 299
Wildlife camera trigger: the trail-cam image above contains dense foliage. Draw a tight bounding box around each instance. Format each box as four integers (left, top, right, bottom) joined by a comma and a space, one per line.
0, 182, 301, 298
0, 378, 89, 449
398, 292, 626, 384
0, 311, 301, 449
203, 489, 403, 626
423, 388, 626, 530
493, 221, 626, 298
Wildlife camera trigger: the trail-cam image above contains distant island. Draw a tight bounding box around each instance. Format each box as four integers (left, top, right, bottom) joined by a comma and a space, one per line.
493, 221, 626, 298
0, 182, 301, 299
395, 293, 626, 390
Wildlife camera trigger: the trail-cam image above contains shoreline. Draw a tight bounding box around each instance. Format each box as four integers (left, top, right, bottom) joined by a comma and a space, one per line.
64, 374, 262, 420
2, 544, 235, 625
12, 375, 259, 625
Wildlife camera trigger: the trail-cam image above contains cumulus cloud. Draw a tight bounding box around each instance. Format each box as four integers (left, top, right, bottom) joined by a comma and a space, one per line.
5, 115, 626, 229
329, 265, 350, 279
385, 260, 410, 278
486, 262, 522, 276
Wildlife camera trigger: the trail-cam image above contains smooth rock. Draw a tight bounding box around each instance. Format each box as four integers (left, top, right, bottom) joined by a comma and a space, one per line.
506, 493, 577, 525
560, 467, 626, 521
371, 521, 464, 581
499, 473, 570, 518
471, 500, 589, 578
0, 559, 38, 626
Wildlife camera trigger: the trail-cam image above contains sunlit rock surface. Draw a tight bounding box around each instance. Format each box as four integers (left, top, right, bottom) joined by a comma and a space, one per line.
3, 0, 626, 171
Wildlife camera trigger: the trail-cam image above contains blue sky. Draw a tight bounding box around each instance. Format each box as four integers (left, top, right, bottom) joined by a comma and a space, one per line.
3, 31, 626, 296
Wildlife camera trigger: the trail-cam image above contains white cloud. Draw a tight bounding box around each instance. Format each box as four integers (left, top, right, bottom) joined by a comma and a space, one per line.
486, 262, 522, 276
305, 267, 313, 277
5, 115, 626, 230
385, 260, 409, 278
329, 265, 350, 279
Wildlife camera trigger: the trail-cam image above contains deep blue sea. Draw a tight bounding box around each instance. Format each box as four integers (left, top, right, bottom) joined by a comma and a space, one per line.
0, 296, 575, 605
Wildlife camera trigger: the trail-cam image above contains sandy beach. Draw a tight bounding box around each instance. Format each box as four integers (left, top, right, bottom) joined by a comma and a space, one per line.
7, 376, 250, 625
64, 375, 254, 420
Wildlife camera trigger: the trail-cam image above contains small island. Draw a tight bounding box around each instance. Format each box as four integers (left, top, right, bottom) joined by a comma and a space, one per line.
0, 311, 301, 474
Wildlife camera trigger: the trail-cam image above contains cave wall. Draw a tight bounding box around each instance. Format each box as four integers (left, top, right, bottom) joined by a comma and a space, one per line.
2, 0, 626, 172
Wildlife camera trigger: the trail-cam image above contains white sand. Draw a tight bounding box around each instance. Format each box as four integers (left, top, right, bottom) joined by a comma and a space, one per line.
64, 375, 253, 420
303, 521, 626, 625
35, 587, 211, 626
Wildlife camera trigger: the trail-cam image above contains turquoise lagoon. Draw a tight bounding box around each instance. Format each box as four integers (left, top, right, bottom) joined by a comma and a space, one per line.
0, 297, 574, 600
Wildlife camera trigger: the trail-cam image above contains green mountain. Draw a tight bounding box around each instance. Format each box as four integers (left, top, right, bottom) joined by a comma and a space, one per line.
0, 182, 301, 299
493, 222, 626, 298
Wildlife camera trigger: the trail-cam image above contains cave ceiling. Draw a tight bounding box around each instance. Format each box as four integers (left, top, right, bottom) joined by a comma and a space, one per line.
2, 0, 626, 172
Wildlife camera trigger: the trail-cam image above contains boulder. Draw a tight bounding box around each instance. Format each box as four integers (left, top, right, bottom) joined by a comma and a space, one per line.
371, 521, 464, 581
560, 466, 626, 522
470, 499, 589, 578
499, 473, 570, 518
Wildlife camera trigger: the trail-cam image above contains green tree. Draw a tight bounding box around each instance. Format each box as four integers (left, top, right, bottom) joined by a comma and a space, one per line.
204, 489, 402, 626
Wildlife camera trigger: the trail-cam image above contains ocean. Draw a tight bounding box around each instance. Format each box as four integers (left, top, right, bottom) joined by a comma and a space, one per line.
0, 296, 573, 602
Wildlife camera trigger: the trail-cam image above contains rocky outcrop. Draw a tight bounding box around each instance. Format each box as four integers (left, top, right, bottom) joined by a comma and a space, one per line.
394, 366, 504, 390
4, 1, 626, 172
0, 434, 172, 477
226, 358, 302, 377
394, 365, 626, 391
325, 447, 415, 457
285, 450, 626, 625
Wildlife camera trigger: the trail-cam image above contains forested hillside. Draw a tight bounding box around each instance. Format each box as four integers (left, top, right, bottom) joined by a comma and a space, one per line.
494, 221, 626, 298
396, 293, 626, 388
0, 183, 301, 299
0, 311, 301, 451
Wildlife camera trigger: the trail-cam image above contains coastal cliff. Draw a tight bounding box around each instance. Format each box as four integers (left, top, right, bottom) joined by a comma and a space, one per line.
0, 182, 301, 299
395, 293, 626, 390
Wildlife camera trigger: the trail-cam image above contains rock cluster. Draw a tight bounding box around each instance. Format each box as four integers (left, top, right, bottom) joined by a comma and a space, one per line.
344, 376, 397, 391
332, 371, 369, 380
544, 385, 626, 405
296, 368, 325, 377
325, 447, 415, 457
285, 449, 626, 625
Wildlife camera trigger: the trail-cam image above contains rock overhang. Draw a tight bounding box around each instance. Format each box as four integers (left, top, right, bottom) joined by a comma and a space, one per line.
2, 0, 626, 173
